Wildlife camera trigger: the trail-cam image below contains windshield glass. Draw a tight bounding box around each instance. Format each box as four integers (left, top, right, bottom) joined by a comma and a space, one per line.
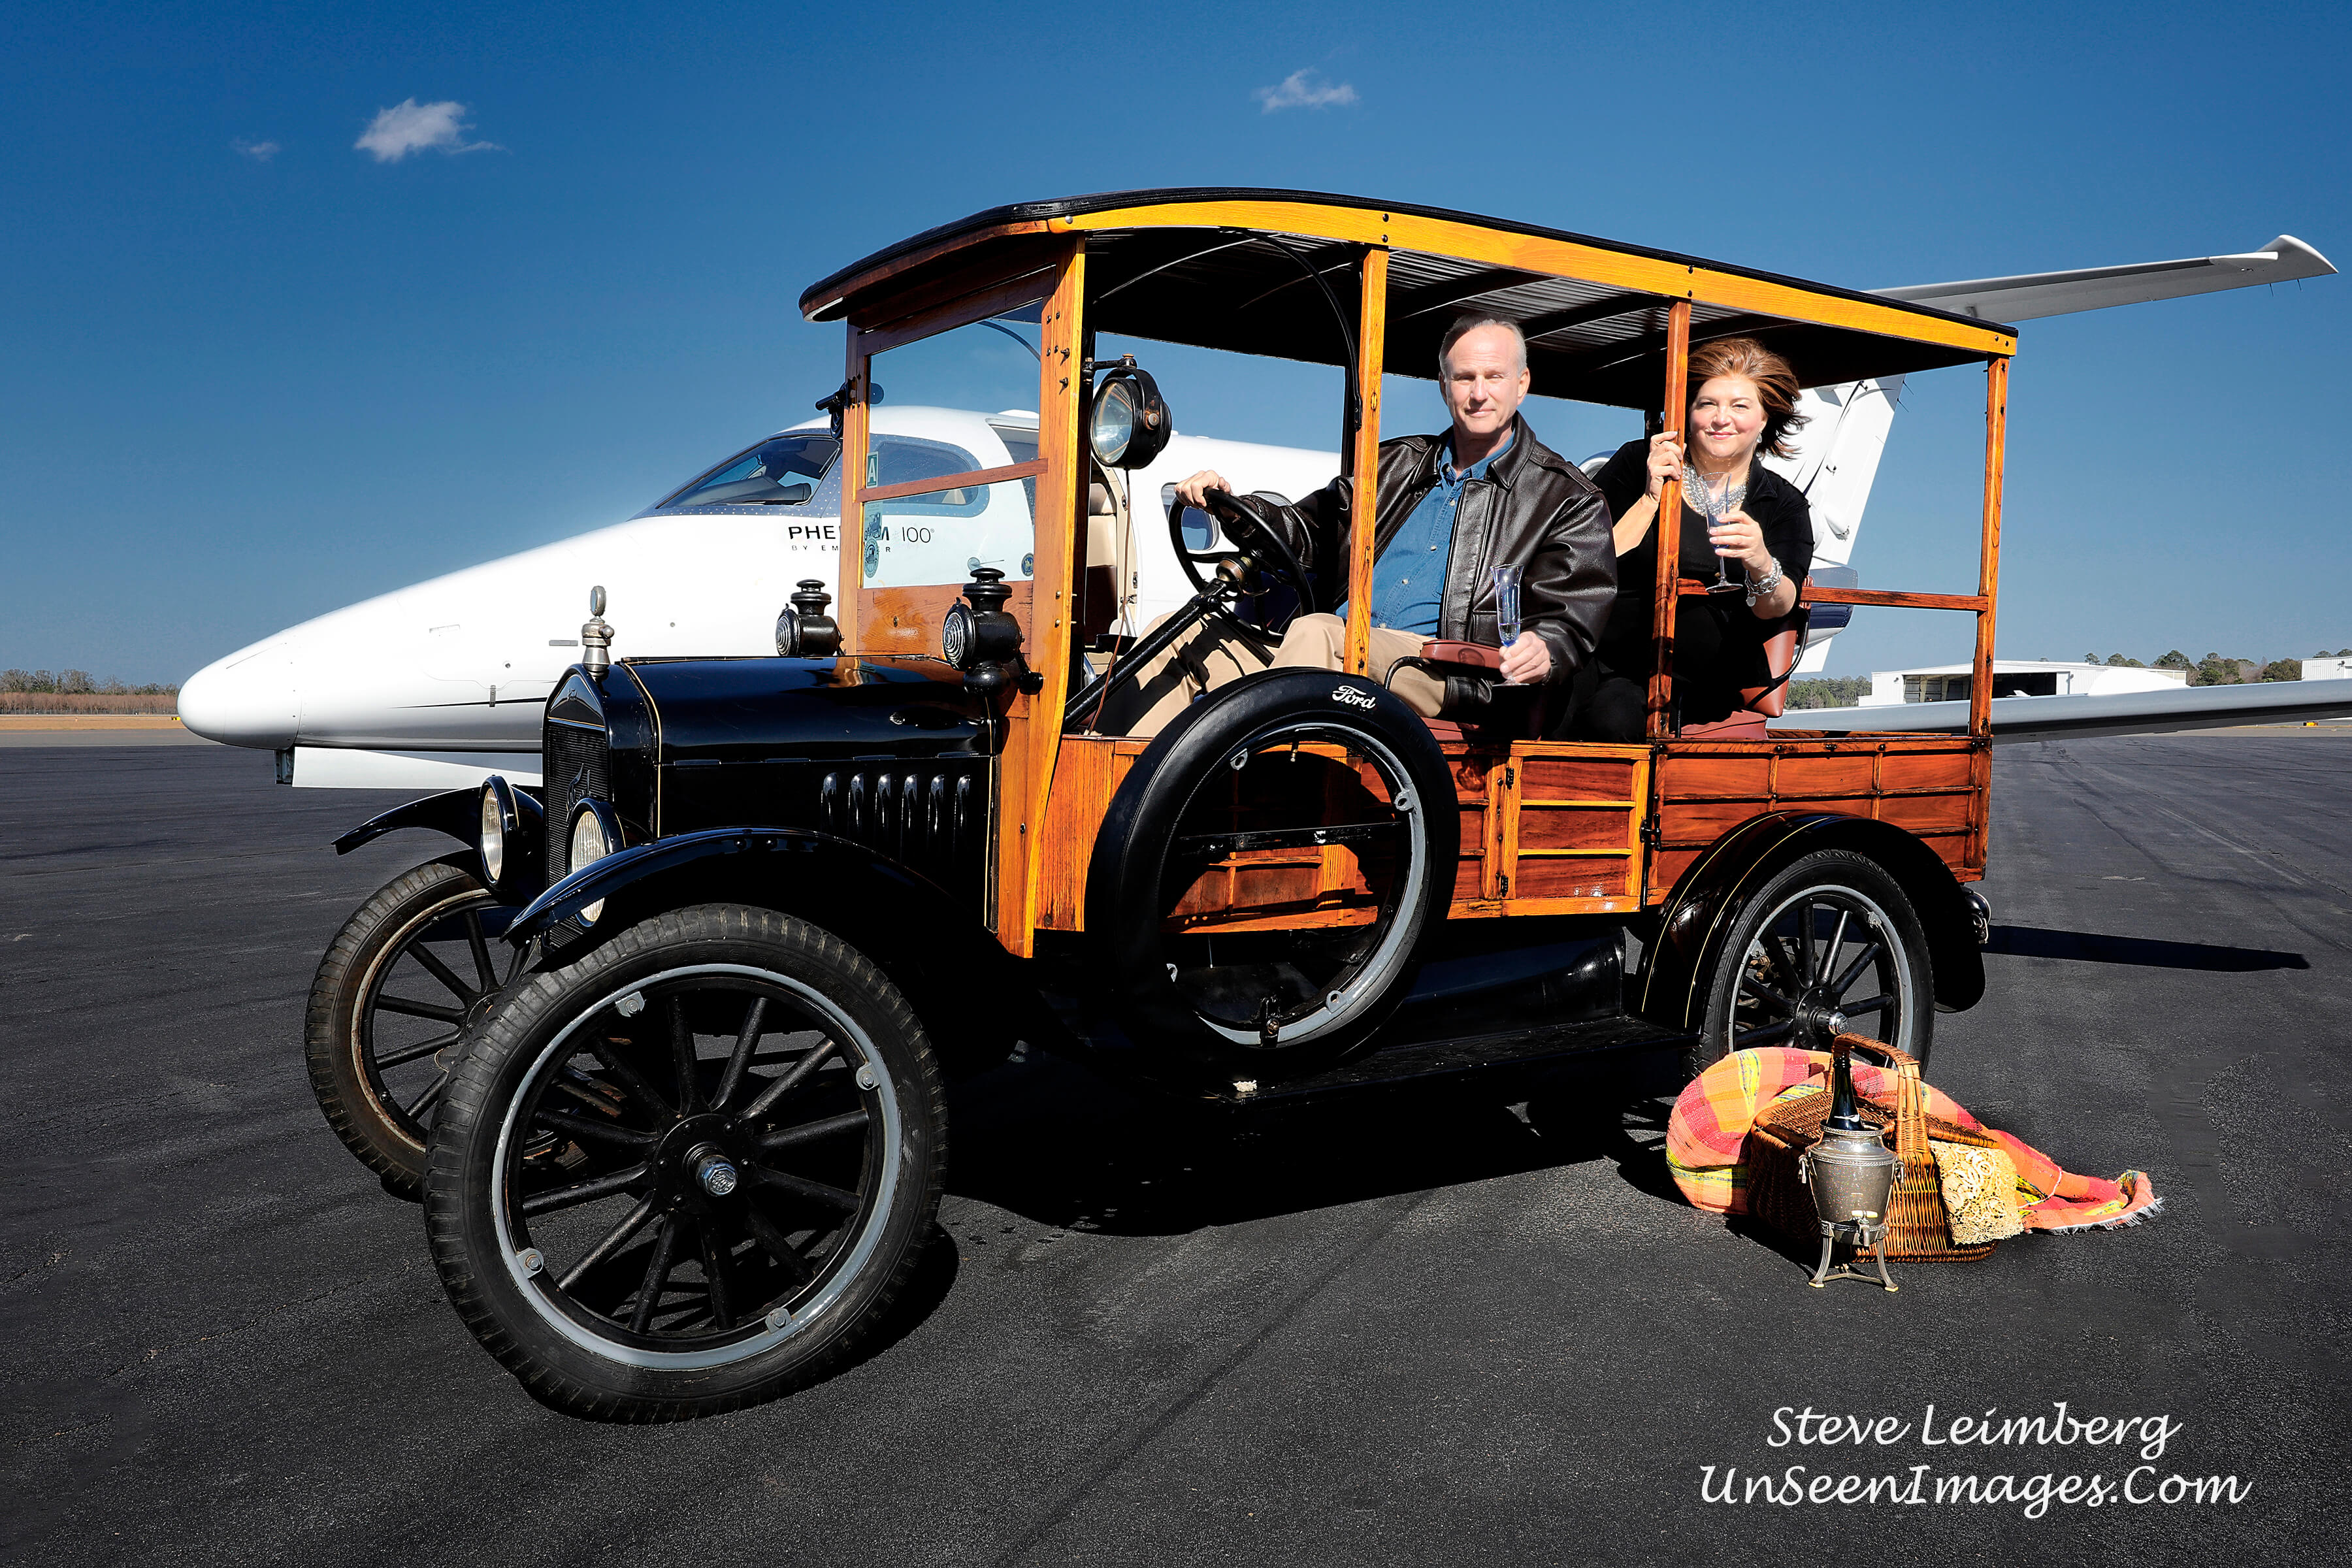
862, 431, 1034, 587
659, 433, 840, 509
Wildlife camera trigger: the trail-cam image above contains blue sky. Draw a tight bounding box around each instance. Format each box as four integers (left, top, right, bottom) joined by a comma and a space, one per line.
4, 0, 2347, 683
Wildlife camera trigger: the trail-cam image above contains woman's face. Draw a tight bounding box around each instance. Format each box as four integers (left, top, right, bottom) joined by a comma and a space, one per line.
1687, 375, 1767, 467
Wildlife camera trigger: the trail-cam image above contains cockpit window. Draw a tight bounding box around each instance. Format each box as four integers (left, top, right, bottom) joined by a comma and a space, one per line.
659, 434, 840, 510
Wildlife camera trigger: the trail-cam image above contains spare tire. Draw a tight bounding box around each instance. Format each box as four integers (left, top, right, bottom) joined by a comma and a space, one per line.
1086, 666, 1458, 1077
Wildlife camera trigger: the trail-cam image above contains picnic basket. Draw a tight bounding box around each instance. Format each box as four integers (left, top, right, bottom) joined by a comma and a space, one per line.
1745, 1034, 2004, 1262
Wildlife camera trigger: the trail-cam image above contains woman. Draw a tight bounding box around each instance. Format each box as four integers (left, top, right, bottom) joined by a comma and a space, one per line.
1576, 338, 1814, 740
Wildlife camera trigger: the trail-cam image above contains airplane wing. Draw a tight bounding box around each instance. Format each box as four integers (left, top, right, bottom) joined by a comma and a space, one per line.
1771, 678, 2352, 745
1872, 236, 2336, 322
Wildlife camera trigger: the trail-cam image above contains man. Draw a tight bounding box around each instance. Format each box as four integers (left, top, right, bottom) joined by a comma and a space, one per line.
1106, 314, 1615, 736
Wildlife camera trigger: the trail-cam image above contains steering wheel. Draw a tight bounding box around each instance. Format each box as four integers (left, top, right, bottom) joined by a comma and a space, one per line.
1166, 489, 1316, 638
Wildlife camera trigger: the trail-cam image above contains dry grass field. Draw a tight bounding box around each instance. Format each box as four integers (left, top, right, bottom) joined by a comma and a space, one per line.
0, 693, 179, 714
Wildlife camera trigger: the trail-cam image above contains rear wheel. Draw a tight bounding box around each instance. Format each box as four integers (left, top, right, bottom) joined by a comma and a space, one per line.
1690, 849, 1934, 1077
423, 904, 945, 1422
305, 855, 521, 1197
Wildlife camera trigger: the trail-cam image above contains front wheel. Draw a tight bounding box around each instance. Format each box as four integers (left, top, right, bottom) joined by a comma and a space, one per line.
305, 855, 522, 1197
1690, 849, 1934, 1078
423, 904, 946, 1422
1086, 667, 1458, 1079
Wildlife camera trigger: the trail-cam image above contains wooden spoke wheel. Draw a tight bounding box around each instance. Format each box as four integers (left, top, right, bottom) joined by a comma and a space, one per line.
305, 855, 525, 1197
1693, 847, 1934, 1077
424, 904, 944, 1422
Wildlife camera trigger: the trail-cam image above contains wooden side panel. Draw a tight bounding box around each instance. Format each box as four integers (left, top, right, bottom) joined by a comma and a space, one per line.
1643, 736, 1987, 904
1878, 750, 1974, 792
1771, 752, 1877, 798
1444, 746, 1494, 902
1032, 735, 1141, 931
1452, 742, 1649, 919
861, 583, 1036, 658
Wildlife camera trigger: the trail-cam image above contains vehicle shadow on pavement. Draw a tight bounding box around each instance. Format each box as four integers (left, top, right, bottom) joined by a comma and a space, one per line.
1985, 923, 2309, 970
942, 1045, 1696, 1237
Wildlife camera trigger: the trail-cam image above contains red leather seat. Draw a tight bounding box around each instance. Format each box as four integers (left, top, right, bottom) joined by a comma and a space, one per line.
1676, 604, 1809, 740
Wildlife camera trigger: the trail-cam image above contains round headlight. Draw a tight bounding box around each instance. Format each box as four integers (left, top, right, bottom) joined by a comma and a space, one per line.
480, 785, 507, 884
1088, 378, 1137, 466
942, 601, 974, 669
1086, 365, 1171, 470
774, 606, 799, 657
568, 801, 621, 924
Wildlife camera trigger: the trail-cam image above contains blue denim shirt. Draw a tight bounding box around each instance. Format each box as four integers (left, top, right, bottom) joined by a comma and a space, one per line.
1337, 429, 1511, 637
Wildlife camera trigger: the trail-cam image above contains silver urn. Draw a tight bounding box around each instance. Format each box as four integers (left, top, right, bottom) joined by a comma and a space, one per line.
1798, 1036, 1902, 1290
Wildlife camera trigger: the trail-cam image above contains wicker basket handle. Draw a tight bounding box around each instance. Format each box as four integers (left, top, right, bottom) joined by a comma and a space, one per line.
1835, 1032, 1931, 1169
1835, 1032, 1918, 1080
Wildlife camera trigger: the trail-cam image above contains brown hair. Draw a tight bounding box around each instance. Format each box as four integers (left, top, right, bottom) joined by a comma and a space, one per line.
1686, 338, 1808, 459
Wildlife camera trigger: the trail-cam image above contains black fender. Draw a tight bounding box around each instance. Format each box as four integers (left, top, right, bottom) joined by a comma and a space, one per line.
1085, 665, 1460, 1068
506, 825, 1029, 1072
1636, 811, 1985, 1031
331, 784, 544, 862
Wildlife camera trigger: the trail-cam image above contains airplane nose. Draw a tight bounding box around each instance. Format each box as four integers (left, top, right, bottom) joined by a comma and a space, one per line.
178, 645, 300, 748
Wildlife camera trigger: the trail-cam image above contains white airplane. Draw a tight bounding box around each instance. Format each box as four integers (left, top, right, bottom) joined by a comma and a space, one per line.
179, 235, 2335, 787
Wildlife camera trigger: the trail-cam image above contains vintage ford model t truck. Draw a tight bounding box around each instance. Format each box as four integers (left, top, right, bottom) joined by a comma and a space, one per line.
306, 190, 2005, 1418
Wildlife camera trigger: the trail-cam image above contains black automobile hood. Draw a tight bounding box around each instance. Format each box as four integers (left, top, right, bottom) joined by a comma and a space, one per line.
626, 657, 988, 765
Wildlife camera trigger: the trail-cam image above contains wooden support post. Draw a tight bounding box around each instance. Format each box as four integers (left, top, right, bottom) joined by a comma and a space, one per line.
1646, 299, 1691, 738
996, 238, 1086, 954
1968, 357, 2008, 741
838, 336, 870, 661
1343, 246, 1388, 677
1967, 353, 2008, 872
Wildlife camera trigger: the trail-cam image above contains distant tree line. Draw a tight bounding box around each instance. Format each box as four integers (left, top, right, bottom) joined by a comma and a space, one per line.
2081, 649, 2351, 685
1786, 645, 2349, 710
0, 669, 179, 696
1786, 676, 1872, 710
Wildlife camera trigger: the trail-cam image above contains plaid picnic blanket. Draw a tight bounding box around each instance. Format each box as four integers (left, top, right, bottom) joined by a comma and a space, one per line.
1665, 1047, 2161, 1233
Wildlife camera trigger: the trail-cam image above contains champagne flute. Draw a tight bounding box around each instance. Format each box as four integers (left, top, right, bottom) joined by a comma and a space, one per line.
1492, 563, 1522, 680
1692, 466, 1743, 590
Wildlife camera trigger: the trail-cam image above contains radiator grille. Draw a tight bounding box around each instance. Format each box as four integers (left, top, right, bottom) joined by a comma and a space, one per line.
543, 723, 609, 882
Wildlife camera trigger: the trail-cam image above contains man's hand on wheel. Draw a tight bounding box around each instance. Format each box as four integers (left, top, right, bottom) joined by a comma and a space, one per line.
1173, 470, 1232, 510
1497, 633, 1551, 685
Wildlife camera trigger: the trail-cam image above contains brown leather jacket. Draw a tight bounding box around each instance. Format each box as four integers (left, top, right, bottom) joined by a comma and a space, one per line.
1257, 414, 1616, 719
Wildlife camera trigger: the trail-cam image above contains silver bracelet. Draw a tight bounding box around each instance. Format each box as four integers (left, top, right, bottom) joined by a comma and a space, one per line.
1744, 557, 1784, 607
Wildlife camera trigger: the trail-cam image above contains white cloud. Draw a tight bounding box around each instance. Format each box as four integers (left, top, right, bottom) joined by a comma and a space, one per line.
354, 99, 499, 163
232, 139, 281, 162
1253, 69, 1359, 114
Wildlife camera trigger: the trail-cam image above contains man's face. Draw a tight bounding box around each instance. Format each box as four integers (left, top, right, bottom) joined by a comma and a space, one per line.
1440, 325, 1530, 443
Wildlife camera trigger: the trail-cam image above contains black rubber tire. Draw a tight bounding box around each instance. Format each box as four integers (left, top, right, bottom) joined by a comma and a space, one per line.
1689, 847, 1935, 1079
423, 904, 945, 1422
1086, 666, 1458, 1079
305, 855, 513, 1198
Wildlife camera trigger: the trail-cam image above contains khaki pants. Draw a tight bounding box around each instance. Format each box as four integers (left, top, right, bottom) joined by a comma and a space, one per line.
1100, 612, 1446, 738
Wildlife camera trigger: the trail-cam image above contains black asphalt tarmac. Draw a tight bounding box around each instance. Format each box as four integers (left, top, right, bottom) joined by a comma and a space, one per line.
5, 738, 2344, 1567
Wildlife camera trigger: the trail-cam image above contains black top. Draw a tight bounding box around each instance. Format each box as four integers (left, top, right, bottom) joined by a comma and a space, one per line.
796, 188, 2010, 335
1590, 439, 1815, 693
796, 191, 2014, 410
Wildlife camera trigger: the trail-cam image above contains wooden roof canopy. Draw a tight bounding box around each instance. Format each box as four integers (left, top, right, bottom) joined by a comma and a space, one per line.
799, 189, 2017, 410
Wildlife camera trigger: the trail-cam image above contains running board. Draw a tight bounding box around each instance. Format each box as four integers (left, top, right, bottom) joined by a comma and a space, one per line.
1206, 1014, 1695, 1107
